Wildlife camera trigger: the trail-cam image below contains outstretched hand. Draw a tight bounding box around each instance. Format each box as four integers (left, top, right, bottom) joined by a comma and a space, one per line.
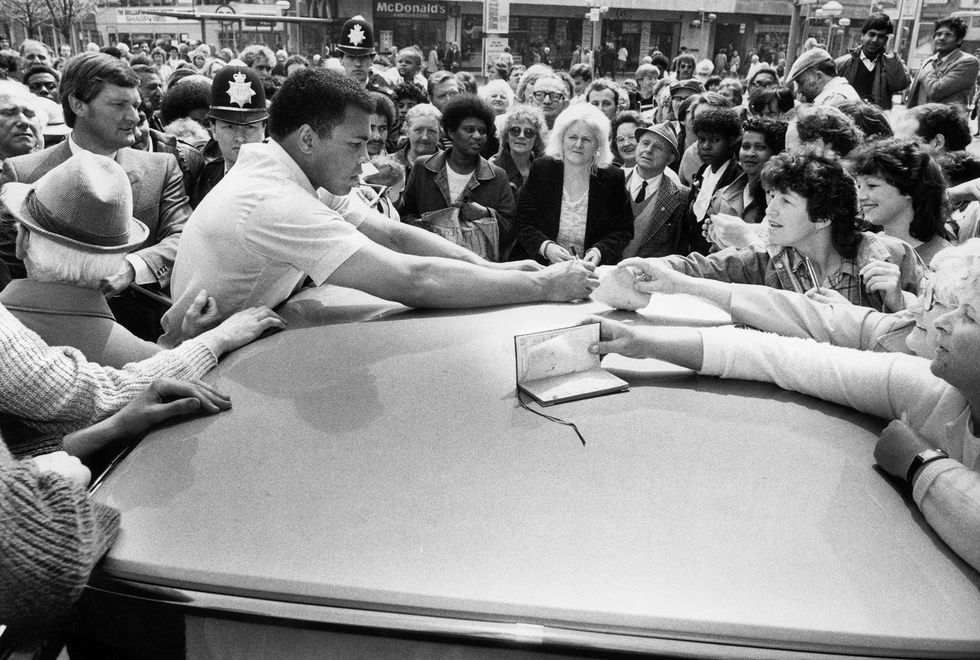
108, 378, 233, 441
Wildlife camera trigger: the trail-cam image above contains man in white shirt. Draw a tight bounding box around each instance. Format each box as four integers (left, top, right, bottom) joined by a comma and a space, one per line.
161, 70, 598, 345
834, 12, 909, 109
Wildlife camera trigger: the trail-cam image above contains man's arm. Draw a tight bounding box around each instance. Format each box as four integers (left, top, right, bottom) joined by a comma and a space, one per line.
326, 240, 597, 308
922, 55, 980, 101
883, 53, 911, 92
323, 189, 540, 271
132, 154, 192, 289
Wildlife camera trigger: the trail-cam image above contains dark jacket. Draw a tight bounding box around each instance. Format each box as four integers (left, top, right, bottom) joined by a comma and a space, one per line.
513, 157, 634, 265
834, 47, 910, 110
401, 148, 516, 259
148, 128, 204, 201
685, 159, 745, 255
189, 139, 226, 208
489, 149, 534, 199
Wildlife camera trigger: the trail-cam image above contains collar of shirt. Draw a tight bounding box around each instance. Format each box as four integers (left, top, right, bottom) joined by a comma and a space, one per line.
68, 134, 118, 160
238, 139, 317, 197
781, 247, 861, 299
629, 172, 663, 199
859, 49, 877, 71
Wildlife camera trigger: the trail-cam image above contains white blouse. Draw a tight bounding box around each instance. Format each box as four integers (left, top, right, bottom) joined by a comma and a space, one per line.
555, 185, 589, 256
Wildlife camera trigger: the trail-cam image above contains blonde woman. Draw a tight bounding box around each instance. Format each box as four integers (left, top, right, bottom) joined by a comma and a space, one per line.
512, 103, 633, 265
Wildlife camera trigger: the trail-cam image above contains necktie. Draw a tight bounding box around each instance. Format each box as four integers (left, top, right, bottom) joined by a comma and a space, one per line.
634, 179, 647, 204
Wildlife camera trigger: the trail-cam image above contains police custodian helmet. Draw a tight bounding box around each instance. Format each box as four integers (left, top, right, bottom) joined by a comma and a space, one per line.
336, 15, 377, 57
206, 65, 269, 125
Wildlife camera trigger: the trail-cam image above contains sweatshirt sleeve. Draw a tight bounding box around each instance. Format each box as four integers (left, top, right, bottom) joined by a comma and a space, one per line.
729, 283, 902, 350
913, 459, 980, 573
0, 443, 120, 629
697, 325, 943, 422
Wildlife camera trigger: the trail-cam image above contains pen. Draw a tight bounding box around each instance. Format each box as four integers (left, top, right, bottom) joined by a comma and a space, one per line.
803, 257, 819, 290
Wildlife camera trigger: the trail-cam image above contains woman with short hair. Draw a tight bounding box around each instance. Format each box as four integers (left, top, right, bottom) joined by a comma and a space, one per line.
512, 103, 633, 265
662, 147, 922, 313
391, 103, 442, 183
847, 137, 954, 265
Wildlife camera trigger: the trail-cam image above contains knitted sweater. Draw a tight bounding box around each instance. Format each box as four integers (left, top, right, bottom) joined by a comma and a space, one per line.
0, 303, 217, 457
0, 439, 120, 630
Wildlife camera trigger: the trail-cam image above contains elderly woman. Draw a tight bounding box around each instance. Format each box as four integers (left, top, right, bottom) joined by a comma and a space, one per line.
661, 147, 922, 313
391, 102, 442, 184
401, 96, 515, 261
479, 78, 514, 116
512, 103, 633, 266
489, 104, 547, 198
611, 111, 642, 169
847, 137, 954, 265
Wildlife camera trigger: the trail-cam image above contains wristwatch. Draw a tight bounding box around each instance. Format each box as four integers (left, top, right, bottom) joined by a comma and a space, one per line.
906, 448, 949, 496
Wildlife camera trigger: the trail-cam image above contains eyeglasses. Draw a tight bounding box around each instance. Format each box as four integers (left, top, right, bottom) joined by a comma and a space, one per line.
508, 126, 536, 139
28, 81, 57, 92
615, 134, 637, 144
532, 91, 566, 103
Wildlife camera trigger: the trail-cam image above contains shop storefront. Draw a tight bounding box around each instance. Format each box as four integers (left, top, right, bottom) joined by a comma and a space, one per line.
374, 0, 446, 54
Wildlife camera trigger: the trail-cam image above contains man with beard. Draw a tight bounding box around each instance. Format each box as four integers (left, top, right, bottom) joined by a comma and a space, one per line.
367, 91, 394, 157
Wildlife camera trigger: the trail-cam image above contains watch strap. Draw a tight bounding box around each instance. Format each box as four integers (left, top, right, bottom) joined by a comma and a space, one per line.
906, 448, 949, 496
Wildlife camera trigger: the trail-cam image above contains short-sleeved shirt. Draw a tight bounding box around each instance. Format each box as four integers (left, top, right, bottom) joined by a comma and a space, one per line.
160, 140, 370, 346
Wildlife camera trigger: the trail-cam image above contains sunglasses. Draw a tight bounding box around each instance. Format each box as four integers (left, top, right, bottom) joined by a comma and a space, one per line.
508, 126, 536, 139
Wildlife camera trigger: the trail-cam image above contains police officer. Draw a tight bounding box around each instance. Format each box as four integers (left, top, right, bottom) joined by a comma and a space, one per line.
337, 15, 394, 98
189, 65, 268, 208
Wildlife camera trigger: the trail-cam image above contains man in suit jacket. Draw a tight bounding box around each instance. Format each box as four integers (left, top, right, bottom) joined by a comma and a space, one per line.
622, 122, 690, 258
908, 16, 980, 108
0, 52, 191, 340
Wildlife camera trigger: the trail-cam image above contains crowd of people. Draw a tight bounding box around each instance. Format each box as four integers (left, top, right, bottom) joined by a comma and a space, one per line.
2, 8, 980, 654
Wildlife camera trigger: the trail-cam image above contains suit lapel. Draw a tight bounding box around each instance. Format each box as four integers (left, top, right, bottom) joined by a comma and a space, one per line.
636, 177, 680, 247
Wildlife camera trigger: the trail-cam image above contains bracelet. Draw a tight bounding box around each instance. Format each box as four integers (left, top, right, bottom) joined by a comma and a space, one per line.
906, 448, 949, 497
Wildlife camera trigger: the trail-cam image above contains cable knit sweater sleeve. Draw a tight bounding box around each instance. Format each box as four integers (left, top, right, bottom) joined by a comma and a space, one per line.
0, 304, 217, 455
0, 441, 120, 629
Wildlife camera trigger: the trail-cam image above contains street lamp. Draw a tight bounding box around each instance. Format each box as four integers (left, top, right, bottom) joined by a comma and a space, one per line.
835, 17, 850, 56
821, 0, 842, 49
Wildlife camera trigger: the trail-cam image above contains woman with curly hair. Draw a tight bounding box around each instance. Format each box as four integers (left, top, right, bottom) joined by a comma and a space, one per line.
401, 96, 515, 261
847, 137, 954, 265
489, 104, 547, 198
660, 147, 923, 313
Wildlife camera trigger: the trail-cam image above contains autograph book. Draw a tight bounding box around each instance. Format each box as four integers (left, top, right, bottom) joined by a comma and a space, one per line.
514, 323, 628, 406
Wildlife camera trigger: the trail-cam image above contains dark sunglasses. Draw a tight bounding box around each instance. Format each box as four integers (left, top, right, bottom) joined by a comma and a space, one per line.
508, 126, 536, 139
